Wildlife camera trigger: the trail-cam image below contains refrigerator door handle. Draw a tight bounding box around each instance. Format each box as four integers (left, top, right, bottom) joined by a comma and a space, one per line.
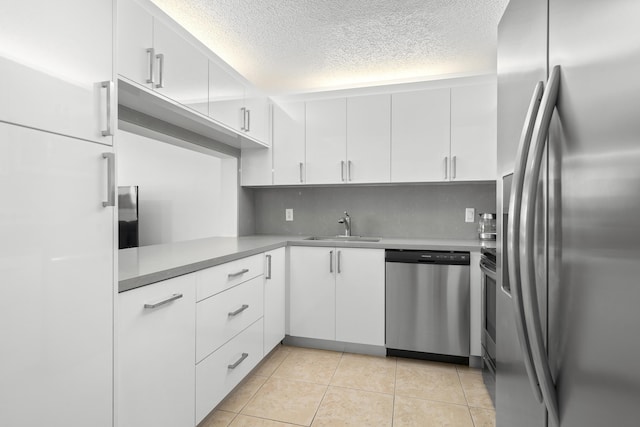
507, 80, 545, 403
520, 65, 561, 426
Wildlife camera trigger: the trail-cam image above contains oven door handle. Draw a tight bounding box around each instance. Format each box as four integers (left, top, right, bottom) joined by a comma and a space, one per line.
479, 261, 497, 279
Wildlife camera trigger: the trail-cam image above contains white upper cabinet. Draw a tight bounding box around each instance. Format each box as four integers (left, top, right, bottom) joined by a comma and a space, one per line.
391, 88, 451, 182
346, 94, 391, 183
209, 63, 246, 133
305, 98, 348, 184
0, 0, 114, 145
117, 0, 208, 116
153, 18, 209, 115
272, 101, 306, 185
450, 82, 497, 181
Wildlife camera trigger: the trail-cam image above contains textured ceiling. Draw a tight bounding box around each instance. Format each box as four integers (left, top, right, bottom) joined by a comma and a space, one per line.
150, 0, 509, 94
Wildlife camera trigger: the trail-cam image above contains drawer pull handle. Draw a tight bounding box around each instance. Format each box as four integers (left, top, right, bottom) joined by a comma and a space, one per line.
228, 304, 249, 317
143, 293, 183, 309
228, 353, 249, 369
228, 268, 249, 278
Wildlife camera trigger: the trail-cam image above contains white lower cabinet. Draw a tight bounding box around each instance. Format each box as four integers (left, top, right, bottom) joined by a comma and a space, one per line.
335, 248, 385, 346
289, 246, 385, 346
264, 248, 287, 354
118, 275, 196, 427
196, 318, 264, 424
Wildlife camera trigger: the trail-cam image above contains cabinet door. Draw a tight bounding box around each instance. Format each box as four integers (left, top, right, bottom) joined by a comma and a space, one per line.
0, 0, 114, 144
153, 18, 209, 115
289, 246, 336, 340
209, 61, 245, 132
346, 94, 391, 183
273, 102, 306, 185
0, 123, 114, 427
305, 98, 347, 184
118, 275, 196, 427
117, 0, 154, 86
450, 82, 497, 181
241, 146, 273, 186
391, 88, 450, 182
335, 249, 385, 346
264, 248, 286, 354
244, 87, 270, 144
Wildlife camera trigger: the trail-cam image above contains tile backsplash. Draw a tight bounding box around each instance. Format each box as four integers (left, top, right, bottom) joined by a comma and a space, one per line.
246, 182, 496, 239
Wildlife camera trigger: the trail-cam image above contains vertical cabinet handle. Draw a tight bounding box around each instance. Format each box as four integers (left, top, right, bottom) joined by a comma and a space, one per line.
443, 156, 449, 180
452, 155, 457, 179
337, 250, 341, 273
102, 152, 115, 207
240, 107, 247, 131
265, 254, 272, 279
146, 48, 155, 84
299, 162, 304, 183
228, 353, 249, 369
329, 250, 334, 273
347, 161, 352, 181
100, 81, 114, 137
155, 53, 165, 88
246, 109, 251, 132
340, 161, 345, 182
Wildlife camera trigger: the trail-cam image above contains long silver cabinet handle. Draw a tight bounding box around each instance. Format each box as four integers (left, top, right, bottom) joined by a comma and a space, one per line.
341, 161, 345, 182
299, 162, 304, 183
519, 65, 560, 426
144, 293, 183, 309
246, 109, 251, 132
507, 80, 544, 403
347, 161, 352, 181
265, 254, 272, 279
240, 107, 247, 131
146, 48, 155, 84
155, 53, 165, 88
228, 304, 249, 317
452, 155, 457, 179
227, 353, 249, 369
337, 250, 341, 273
329, 250, 334, 273
228, 268, 249, 278
444, 156, 448, 180
100, 81, 114, 137
102, 152, 115, 207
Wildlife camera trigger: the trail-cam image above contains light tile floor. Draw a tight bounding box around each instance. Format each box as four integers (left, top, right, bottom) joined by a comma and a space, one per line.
199, 345, 495, 427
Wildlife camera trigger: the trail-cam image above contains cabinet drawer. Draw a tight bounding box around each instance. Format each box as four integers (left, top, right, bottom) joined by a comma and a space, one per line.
196, 254, 263, 301
196, 318, 263, 424
196, 276, 264, 362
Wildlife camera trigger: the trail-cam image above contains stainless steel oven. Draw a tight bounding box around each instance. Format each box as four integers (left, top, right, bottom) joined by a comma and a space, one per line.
480, 247, 497, 404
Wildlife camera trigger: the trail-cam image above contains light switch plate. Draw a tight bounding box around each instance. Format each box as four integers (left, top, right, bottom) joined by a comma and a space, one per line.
465, 208, 475, 223
285, 208, 293, 221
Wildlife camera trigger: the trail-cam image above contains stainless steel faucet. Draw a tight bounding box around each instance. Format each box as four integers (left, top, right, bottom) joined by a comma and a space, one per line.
338, 211, 351, 236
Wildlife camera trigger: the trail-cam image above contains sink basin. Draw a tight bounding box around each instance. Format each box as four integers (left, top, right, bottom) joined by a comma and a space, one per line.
305, 236, 380, 242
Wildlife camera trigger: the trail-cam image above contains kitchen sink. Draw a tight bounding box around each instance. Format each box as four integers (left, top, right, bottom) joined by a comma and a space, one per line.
304, 236, 381, 242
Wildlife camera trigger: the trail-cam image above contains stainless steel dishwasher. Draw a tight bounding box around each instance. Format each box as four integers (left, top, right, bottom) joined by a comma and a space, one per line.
385, 249, 470, 363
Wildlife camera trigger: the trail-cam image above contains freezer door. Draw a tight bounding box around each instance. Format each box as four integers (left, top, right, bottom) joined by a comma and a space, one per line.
548, 1, 640, 426
496, 0, 548, 425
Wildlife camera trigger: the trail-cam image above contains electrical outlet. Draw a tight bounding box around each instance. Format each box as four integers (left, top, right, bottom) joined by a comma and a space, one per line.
285, 208, 293, 221
465, 208, 476, 223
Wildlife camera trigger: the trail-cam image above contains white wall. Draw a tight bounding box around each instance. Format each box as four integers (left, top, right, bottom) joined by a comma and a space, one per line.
117, 130, 238, 246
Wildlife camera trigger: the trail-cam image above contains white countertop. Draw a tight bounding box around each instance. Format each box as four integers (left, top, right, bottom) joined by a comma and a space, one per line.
119, 234, 495, 292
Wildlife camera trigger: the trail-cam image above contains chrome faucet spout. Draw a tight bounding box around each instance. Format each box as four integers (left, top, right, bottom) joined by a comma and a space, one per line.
338, 211, 351, 237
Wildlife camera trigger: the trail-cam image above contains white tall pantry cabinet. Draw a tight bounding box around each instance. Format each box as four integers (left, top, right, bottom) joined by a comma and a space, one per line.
0, 1, 116, 426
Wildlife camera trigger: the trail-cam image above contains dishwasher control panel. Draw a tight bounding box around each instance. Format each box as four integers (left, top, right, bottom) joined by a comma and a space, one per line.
385, 250, 470, 265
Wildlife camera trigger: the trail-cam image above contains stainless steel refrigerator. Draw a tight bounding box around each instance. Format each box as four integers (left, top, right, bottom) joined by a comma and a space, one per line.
496, 0, 640, 426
